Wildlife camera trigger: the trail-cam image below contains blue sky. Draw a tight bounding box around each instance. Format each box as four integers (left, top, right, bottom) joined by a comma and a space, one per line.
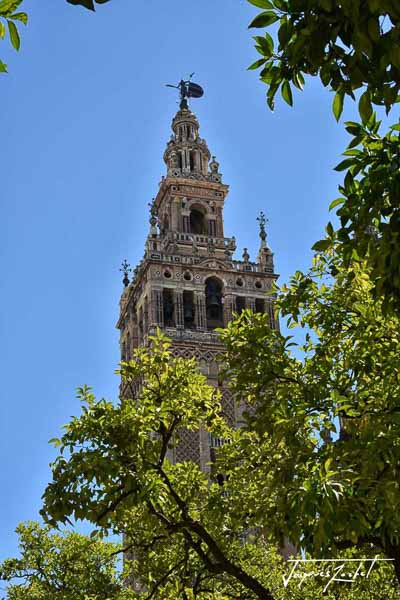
0, 0, 369, 562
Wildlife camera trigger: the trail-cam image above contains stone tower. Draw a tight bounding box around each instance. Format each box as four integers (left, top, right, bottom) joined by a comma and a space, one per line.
116, 95, 278, 470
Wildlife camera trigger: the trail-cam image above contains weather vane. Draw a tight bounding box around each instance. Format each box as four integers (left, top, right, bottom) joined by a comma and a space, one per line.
166, 73, 204, 109
257, 211, 268, 241
119, 259, 132, 288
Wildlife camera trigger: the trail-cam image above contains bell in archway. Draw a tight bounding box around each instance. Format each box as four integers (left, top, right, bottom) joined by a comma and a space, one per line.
184, 303, 194, 322
208, 293, 220, 309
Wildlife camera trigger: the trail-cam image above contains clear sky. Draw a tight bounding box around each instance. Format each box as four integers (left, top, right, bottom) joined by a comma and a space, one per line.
0, 0, 373, 562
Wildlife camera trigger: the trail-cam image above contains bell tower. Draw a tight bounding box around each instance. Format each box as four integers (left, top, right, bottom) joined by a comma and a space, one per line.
117, 83, 278, 470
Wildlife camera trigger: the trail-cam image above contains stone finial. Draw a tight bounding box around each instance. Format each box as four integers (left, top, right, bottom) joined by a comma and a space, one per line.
148, 198, 158, 235
208, 239, 216, 254
209, 156, 219, 173
242, 247, 250, 262
120, 259, 132, 288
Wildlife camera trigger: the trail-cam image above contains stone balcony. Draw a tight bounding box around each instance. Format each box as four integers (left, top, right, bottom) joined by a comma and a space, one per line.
162, 231, 236, 250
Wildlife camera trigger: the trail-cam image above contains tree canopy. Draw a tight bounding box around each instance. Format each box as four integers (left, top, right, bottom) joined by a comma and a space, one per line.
0, 522, 133, 599
248, 0, 400, 313
35, 313, 400, 598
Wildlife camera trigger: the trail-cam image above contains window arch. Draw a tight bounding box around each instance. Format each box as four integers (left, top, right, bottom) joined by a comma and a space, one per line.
190, 207, 207, 235
205, 277, 223, 329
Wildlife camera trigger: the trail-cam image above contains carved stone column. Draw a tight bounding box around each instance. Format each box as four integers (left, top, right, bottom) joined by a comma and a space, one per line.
143, 298, 149, 337
266, 300, 276, 329
150, 289, 163, 327
223, 294, 235, 324
175, 290, 184, 329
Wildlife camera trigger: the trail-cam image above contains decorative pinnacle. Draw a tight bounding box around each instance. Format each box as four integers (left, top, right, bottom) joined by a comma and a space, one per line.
148, 198, 158, 227
119, 259, 132, 288
257, 211, 268, 242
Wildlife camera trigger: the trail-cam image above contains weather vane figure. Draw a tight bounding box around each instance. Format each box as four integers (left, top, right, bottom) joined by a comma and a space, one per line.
166, 73, 204, 109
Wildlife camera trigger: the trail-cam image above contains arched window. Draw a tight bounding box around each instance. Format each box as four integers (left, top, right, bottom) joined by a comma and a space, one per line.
255, 298, 265, 313
163, 289, 174, 327
190, 208, 206, 235
235, 296, 246, 315
162, 214, 169, 234
206, 277, 223, 329
183, 291, 195, 329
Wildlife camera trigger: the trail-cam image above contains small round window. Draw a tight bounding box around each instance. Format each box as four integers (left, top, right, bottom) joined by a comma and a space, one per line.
255, 281, 262, 289
236, 278, 244, 287
183, 271, 192, 281
164, 270, 172, 279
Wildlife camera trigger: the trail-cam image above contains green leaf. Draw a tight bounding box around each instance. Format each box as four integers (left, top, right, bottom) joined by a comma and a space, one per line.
0, 21, 5, 38
281, 80, 293, 106
7, 18, 19, 50
329, 198, 345, 210
359, 92, 373, 125
253, 33, 274, 57
10, 11, 28, 24
332, 90, 344, 122
248, 11, 279, 28
0, 0, 22, 15
292, 71, 304, 91
334, 158, 357, 172
247, 0, 274, 8
0, 59, 7, 72
247, 58, 267, 70
312, 239, 331, 252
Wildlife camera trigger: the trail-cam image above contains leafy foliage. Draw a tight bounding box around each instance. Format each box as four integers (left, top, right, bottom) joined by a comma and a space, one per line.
36, 325, 400, 597
247, 0, 400, 313
0, 0, 27, 72
220, 249, 400, 582
247, 0, 400, 115
0, 0, 112, 74
0, 521, 133, 599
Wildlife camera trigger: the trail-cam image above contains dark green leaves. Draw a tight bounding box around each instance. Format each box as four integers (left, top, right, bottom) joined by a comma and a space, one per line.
333, 90, 344, 122
249, 11, 279, 28
281, 80, 292, 105
329, 198, 344, 210
359, 91, 373, 125
7, 19, 19, 50
0, 0, 23, 11
253, 32, 274, 57
248, 57, 267, 70
248, 0, 400, 116
312, 239, 331, 252
248, 0, 274, 8
0, 0, 26, 71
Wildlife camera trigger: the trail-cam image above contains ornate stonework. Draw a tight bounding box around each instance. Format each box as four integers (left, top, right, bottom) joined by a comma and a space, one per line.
117, 104, 278, 471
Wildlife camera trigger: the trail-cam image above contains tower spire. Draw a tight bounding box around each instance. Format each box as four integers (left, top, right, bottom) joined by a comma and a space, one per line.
257, 211, 274, 273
